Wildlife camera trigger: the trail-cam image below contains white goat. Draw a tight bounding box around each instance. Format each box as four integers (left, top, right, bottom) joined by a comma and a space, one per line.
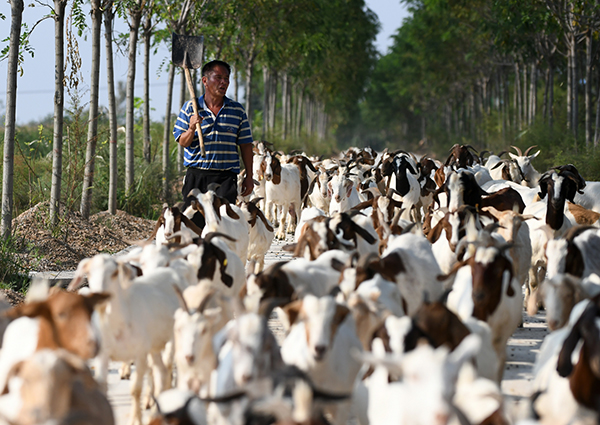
280, 295, 362, 425
240, 198, 275, 274
187, 188, 250, 264
68, 255, 193, 425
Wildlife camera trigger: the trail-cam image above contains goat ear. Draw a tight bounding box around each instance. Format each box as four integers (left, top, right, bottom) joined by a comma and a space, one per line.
211, 196, 222, 220
146, 215, 166, 242
333, 304, 351, 327
255, 208, 274, 232
6, 300, 48, 320
282, 300, 303, 326
219, 198, 240, 219
180, 214, 204, 237
68, 258, 92, 291
350, 221, 377, 245
213, 246, 234, 288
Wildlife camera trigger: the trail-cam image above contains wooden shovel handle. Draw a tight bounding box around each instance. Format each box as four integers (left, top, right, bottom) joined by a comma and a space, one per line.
183, 65, 205, 157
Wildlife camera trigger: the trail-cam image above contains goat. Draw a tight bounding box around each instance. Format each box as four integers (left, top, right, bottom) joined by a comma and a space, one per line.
528, 273, 600, 331
186, 232, 246, 298
243, 250, 350, 314
0, 289, 110, 399
0, 348, 114, 425
489, 158, 526, 184
280, 295, 362, 425
445, 243, 523, 381
380, 152, 421, 221
385, 302, 499, 382
172, 285, 230, 394
290, 212, 377, 261
327, 169, 361, 215
305, 167, 332, 212
508, 145, 541, 188
445, 169, 525, 214
530, 299, 594, 425
263, 151, 302, 240
524, 165, 588, 299
556, 296, 600, 418
68, 255, 194, 425
147, 204, 203, 245
445, 144, 480, 169
241, 198, 275, 274
379, 232, 445, 316
187, 188, 250, 264
361, 334, 489, 425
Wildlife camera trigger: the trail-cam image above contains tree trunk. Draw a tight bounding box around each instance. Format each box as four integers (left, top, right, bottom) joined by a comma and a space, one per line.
571, 32, 578, 148
585, 30, 592, 149
1, 0, 24, 238
262, 64, 270, 139
514, 62, 521, 131
125, 1, 144, 196
80, 0, 102, 219
295, 86, 304, 138
595, 66, 600, 148
142, 13, 152, 163
245, 56, 255, 126
177, 70, 186, 173
549, 63, 555, 130
233, 65, 239, 101
104, 1, 118, 215
163, 63, 175, 202
567, 39, 572, 133
522, 63, 527, 126
281, 72, 288, 140
269, 70, 277, 134
50, 0, 68, 225
529, 62, 537, 125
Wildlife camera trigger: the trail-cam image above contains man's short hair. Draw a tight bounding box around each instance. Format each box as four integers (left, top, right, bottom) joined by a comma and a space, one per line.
202, 60, 231, 77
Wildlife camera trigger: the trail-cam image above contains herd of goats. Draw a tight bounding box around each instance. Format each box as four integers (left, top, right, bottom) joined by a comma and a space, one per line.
1, 142, 600, 425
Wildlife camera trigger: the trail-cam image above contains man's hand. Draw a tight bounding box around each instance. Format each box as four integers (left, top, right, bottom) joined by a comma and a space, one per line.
241, 173, 254, 197
189, 113, 203, 129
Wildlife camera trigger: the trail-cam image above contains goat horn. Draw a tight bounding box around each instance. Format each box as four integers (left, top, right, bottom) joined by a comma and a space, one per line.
510, 145, 523, 156
204, 232, 237, 243
197, 289, 216, 314
524, 145, 538, 156
172, 284, 190, 314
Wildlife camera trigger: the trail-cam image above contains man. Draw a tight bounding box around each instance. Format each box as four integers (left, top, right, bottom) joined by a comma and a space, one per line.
173, 60, 254, 228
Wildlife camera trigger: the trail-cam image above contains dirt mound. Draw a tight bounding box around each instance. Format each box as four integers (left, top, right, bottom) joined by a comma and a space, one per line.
11, 202, 156, 272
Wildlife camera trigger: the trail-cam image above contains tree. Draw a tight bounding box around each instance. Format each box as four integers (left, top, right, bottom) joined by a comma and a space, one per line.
104, 0, 118, 214
49, 0, 69, 226
80, 0, 103, 219
1, 0, 24, 238
124, 0, 146, 196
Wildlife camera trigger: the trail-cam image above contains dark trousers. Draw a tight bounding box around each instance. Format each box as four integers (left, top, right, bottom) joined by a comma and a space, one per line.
182, 168, 238, 229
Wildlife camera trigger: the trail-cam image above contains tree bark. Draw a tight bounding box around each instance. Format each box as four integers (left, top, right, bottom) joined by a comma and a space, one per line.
125, 0, 144, 196
50, 0, 68, 226
585, 30, 592, 149
80, 0, 102, 219
104, 1, 118, 214
595, 66, 600, 148
281, 72, 288, 140
262, 64, 270, 139
1, 0, 24, 238
514, 62, 521, 131
571, 32, 578, 148
162, 63, 175, 202
269, 70, 277, 134
142, 12, 152, 163
529, 62, 537, 125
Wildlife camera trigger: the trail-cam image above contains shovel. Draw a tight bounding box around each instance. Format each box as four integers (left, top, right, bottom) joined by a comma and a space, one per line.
172, 32, 206, 156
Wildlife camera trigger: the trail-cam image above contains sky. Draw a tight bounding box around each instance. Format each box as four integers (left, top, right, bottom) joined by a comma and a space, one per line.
0, 0, 410, 125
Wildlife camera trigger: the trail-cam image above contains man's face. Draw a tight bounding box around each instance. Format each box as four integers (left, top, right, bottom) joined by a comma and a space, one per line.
202, 65, 230, 99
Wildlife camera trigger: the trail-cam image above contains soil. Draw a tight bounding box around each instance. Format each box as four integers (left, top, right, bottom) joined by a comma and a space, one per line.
11, 202, 156, 273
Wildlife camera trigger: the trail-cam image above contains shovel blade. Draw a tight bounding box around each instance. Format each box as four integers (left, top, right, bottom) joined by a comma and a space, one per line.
172, 33, 204, 69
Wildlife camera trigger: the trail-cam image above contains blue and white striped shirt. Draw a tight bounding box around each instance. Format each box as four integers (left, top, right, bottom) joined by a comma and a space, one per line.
173, 95, 253, 173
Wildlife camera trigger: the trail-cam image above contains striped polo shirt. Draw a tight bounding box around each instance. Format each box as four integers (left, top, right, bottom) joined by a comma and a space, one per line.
173, 95, 253, 173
